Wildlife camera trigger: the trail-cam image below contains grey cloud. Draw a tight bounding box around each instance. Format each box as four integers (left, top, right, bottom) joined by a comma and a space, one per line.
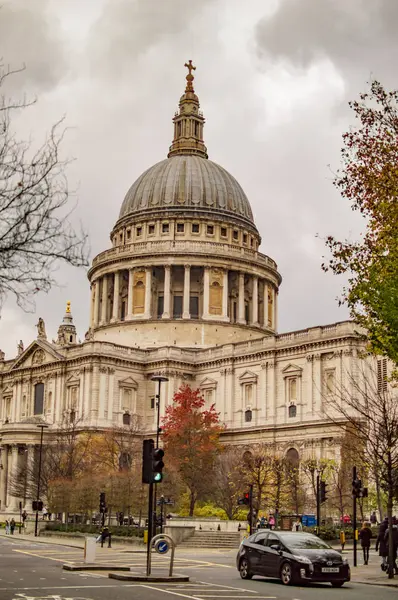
255, 0, 398, 92
0, 0, 68, 93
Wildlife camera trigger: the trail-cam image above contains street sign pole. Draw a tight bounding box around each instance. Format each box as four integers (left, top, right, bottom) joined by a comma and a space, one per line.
249, 484, 254, 535
353, 466, 357, 567
316, 474, 320, 533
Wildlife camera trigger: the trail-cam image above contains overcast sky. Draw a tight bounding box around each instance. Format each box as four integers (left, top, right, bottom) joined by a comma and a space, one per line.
1, 0, 397, 358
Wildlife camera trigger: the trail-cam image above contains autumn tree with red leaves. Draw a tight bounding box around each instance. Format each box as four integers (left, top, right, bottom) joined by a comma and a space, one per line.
323, 80, 398, 366
162, 384, 223, 516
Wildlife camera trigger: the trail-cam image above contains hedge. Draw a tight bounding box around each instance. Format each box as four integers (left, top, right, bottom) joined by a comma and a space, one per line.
45, 522, 144, 538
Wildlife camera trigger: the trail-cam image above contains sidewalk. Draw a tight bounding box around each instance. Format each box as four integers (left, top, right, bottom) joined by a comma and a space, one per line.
350, 559, 398, 587
0, 530, 143, 552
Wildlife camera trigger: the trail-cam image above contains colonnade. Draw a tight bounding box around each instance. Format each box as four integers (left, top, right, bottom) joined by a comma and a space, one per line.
90, 265, 277, 330
0, 443, 36, 512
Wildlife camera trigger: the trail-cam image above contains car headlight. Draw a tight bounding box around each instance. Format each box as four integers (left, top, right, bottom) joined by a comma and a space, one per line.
295, 555, 312, 564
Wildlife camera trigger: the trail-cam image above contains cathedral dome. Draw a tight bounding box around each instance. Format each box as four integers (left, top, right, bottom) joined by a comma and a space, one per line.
119, 155, 254, 226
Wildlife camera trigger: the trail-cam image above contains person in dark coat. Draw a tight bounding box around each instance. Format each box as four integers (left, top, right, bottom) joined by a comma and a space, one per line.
384, 524, 398, 574
376, 518, 390, 570
359, 522, 372, 565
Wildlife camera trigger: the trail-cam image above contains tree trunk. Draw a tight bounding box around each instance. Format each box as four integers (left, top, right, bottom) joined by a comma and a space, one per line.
375, 471, 384, 521
189, 491, 196, 517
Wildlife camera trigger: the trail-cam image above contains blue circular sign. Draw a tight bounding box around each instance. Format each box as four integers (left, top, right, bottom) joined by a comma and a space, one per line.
155, 539, 170, 554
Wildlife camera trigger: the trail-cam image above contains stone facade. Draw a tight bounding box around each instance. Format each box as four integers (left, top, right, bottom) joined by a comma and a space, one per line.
0, 63, 371, 516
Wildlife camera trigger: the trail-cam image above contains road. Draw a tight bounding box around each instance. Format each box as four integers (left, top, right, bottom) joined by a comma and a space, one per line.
0, 537, 397, 600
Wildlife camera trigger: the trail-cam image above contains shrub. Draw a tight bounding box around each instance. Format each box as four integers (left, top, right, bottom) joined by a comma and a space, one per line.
44, 522, 144, 538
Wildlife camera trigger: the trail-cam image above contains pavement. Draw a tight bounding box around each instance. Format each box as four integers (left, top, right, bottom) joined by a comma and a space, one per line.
1, 532, 398, 600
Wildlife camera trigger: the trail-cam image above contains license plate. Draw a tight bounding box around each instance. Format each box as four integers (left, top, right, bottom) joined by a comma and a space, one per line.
322, 567, 339, 573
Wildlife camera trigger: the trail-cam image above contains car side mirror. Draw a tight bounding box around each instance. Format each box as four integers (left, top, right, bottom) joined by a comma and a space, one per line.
270, 544, 281, 552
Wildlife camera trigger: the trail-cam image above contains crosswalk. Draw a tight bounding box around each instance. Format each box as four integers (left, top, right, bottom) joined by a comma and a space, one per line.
140, 581, 277, 599
13, 547, 228, 571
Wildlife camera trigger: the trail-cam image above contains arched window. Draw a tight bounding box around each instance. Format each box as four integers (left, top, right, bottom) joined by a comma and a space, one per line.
245, 409, 252, 423
34, 383, 44, 415
288, 404, 297, 418
123, 412, 131, 426
286, 447, 300, 466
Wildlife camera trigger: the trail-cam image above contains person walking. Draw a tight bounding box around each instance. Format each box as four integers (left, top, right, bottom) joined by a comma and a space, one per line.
5, 519, 10, 535
376, 518, 389, 571
269, 515, 275, 530
384, 524, 398, 575
22, 510, 27, 530
359, 521, 372, 565
292, 518, 303, 532
10, 518, 16, 535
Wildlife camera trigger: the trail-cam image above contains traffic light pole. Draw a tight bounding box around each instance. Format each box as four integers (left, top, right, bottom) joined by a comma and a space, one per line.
353, 466, 357, 567
249, 484, 254, 535
316, 474, 320, 533
146, 481, 154, 576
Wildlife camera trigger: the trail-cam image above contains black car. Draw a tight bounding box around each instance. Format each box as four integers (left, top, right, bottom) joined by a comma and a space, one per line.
236, 531, 350, 587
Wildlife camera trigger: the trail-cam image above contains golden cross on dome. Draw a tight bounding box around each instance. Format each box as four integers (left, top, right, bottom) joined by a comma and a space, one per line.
66, 300, 71, 314
184, 60, 196, 91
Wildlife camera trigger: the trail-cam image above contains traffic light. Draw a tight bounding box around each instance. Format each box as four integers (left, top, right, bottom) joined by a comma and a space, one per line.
320, 481, 328, 504
153, 447, 165, 483
142, 439, 155, 484
238, 491, 251, 506
99, 492, 106, 514
352, 479, 362, 498
359, 487, 368, 498
32, 500, 43, 511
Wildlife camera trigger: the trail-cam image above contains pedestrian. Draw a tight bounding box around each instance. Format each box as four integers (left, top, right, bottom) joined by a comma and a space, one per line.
269, 515, 275, 530
22, 510, 27, 529
376, 518, 389, 571
384, 524, 398, 575
5, 519, 10, 535
10, 518, 16, 535
359, 521, 372, 565
370, 511, 377, 525
292, 518, 302, 532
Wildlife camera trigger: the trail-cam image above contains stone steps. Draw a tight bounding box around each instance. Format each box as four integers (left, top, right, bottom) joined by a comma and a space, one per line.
178, 531, 241, 548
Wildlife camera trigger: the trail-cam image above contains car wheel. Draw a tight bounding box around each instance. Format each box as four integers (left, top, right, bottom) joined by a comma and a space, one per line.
239, 558, 253, 580
280, 562, 294, 585
331, 581, 345, 588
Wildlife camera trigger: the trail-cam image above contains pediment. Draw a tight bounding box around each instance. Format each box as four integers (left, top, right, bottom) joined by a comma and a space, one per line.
2, 385, 13, 397
199, 377, 218, 390
66, 373, 81, 387
239, 370, 258, 383
11, 340, 64, 371
118, 376, 138, 389
282, 363, 303, 377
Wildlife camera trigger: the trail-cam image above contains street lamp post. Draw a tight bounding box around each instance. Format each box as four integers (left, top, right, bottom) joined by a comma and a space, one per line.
35, 423, 49, 537
150, 375, 168, 535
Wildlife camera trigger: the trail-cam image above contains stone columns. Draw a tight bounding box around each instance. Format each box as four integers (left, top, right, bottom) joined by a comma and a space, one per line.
112, 271, 120, 322
238, 272, 246, 324
162, 265, 171, 319
24, 444, 35, 510
222, 269, 229, 320
89, 285, 95, 328
7, 445, 19, 510
93, 280, 100, 327
274, 289, 278, 332
203, 267, 210, 318
144, 267, 152, 318
252, 276, 259, 326
183, 264, 191, 319
100, 275, 108, 325
0, 445, 8, 510
127, 269, 134, 319
263, 281, 268, 328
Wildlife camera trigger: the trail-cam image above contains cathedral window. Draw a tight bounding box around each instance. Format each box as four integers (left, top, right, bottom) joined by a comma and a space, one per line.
244, 384, 253, 406
176, 223, 185, 233
162, 222, 169, 233
70, 386, 78, 410
288, 404, 297, 418
150, 396, 155, 409
148, 224, 155, 235
46, 392, 52, 415
324, 369, 335, 395
206, 224, 214, 235
377, 358, 388, 393
123, 412, 131, 426
4, 397, 12, 420
243, 233, 248, 245
126, 229, 131, 240
288, 378, 297, 403
220, 227, 227, 238
233, 230, 239, 241
21, 395, 27, 418
136, 226, 142, 237
189, 296, 199, 319
205, 389, 213, 406
157, 296, 164, 318
250, 237, 254, 248
34, 383, 44, 415
245, 409, 252, 423
122, 388, 133, 412
191, 223, 200, 234
173, 295, 183, 318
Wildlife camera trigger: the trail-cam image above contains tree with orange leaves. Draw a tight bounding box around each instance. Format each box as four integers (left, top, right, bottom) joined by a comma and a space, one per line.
162, 384, 224, 516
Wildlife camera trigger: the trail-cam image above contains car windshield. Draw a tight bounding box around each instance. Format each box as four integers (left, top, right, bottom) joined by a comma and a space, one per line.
282, 534, 332, 550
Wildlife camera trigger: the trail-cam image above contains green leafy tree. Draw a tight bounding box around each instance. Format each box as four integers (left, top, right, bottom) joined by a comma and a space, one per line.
162, 384, 223, 516
323, 80, 398, 366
